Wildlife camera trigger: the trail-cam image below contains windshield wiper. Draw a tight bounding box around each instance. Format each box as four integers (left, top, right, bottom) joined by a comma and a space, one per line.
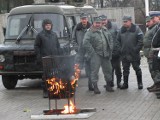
16, 15, 38, 44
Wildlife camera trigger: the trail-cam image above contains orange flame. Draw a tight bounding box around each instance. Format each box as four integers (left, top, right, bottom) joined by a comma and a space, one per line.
61, 100, 75, 114
46, 64, 80, 96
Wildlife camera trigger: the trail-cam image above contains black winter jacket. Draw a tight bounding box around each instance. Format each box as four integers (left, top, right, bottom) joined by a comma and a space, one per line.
152, 23, 160, 48
105, 21, 120, 58
117, 23, 143, 61
34, 30, 60, 58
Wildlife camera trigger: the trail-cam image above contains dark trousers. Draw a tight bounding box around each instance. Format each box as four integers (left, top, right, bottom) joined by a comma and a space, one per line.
152, 52, 160, 84
85, 60, 91, 80
122, 58, 142, 77
111, 57, 122, 82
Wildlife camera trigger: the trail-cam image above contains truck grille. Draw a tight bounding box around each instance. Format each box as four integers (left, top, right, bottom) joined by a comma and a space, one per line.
13, 51, 36, 64
14, 55, 36, 64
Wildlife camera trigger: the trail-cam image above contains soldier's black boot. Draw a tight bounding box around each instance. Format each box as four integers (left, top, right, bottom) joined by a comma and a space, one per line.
117, 76, 121, 88
88, 79, 94, 91
120, 76, 128, 89
106, 81, 114, 92
148, 82, 160, 92
147, 84, 156, 90
137, 75, 143, 89
93, 82, 101, 94
110, 81, 114, 87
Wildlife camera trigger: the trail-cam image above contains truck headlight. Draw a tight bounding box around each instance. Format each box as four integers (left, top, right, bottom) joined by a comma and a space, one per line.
0, 55, 5, 62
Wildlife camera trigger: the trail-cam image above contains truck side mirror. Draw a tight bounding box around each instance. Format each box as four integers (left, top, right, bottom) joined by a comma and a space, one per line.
3, 27, 6, 36
63, 27, 69, 37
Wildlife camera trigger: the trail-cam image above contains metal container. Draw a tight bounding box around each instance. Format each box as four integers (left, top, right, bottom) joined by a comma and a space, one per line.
42, 55, 76, 99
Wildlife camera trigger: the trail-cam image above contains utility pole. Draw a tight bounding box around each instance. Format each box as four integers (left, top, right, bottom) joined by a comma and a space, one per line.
6, 0, 10, 12
145, 0, 149, 16
100, 0, 103, 8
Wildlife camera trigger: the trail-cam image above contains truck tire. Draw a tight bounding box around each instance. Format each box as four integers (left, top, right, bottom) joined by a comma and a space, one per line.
2, 75, 18, 89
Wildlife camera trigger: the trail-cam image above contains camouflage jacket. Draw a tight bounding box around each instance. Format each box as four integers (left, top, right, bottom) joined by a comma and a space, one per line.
83, 26, 113, 60
143, 24, 156, 58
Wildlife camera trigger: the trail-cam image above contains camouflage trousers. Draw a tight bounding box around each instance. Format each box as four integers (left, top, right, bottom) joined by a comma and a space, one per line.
89, 54, 112, 83
147, 58, 156, 82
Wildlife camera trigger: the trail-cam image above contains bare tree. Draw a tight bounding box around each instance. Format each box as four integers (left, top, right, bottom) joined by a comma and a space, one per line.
150, 0, 160, 11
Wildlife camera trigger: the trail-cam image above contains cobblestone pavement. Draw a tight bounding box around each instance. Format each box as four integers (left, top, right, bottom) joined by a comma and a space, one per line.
0, 57, 160, 120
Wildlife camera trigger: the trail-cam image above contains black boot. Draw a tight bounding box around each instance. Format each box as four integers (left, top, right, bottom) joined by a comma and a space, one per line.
117, 81, 121, 88
88, 79, 94, 91
148, 83, 160, 92
120, 76, 128, 89
137, 75, 143, 89
156, 93, 160, 99
117, 76, 121, 88
147, 84, 156, 90
93, 82, 101, 94
106, 81, 114, 92
110, 81, 114, 87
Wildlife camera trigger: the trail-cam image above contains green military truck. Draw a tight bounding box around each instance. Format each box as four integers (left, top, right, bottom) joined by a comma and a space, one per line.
0, 3, 97, 89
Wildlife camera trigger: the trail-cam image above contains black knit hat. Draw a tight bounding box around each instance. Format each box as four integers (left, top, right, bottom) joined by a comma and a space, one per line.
42, 19, 53, 29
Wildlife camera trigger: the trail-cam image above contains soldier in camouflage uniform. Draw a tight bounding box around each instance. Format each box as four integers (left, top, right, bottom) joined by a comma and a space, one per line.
99, 15, 122, 88
148, 11, 160, 92
83, 17, 114, 94
117, 16, 144, 90
143, 16, 157, 91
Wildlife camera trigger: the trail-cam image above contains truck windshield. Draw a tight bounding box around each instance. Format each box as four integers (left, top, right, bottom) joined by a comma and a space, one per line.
5, 14, 68, 40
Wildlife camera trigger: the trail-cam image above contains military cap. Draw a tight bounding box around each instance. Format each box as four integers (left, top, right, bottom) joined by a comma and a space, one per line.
80, 13, 88, 18
93, 17, 101, 22
146, 16, 151, 22
122, 15, 132, 21
149, 11, 160, 18
99, 15, 107, 20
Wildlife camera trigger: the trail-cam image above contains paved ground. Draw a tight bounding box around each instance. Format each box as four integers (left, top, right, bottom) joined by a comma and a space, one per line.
0, 57, 160, 120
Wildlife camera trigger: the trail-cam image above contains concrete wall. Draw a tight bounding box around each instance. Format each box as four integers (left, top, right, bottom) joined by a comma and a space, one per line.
0, 14, 8, 43
97, 7, 135, 27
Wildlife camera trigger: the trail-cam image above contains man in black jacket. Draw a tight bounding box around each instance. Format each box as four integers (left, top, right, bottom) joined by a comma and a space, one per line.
34, 19, 60, 98
117, 16, 143, 89
72, 13, 93, 91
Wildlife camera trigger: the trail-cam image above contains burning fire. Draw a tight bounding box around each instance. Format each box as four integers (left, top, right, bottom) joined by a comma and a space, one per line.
61, 100, 76, 114
46, 64, 80, 97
